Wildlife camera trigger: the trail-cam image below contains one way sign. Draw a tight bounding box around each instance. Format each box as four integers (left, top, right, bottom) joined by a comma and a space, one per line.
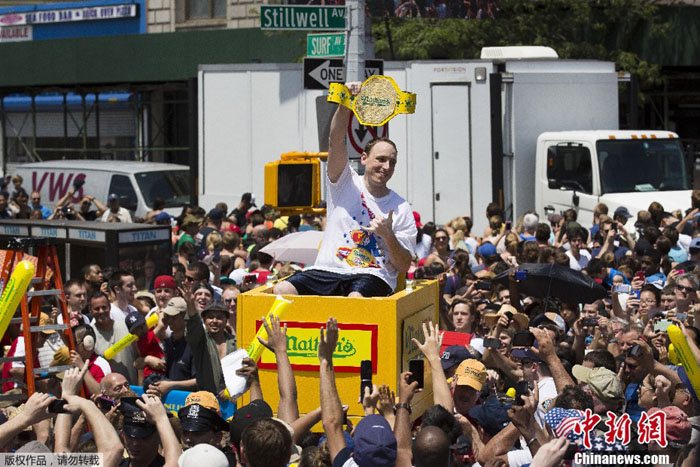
303, 58, 384, 90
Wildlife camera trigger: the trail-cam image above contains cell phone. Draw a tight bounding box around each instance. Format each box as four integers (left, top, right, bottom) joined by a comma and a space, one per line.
97, 396, 116, 412
483, 337, 501, 349
614, 284, 631, 294
582, 317, 599, 328
654, 319, 672, 333
512, 331, 535, 347
47, 399, 70, 414
73, 177, 85, 190
360, 360, 372, 400
635, 271, 645, 281
505, 220, 512, 231
514, 270, 527, 281
244, 274, 257, 284
408, 359, 424, 389
119, 396, 141, 406
676, 270, 686, 275
514, 381, 529, 406
612, 223, 618, 233
504, 311, 513, 322
475, 281, 492, 291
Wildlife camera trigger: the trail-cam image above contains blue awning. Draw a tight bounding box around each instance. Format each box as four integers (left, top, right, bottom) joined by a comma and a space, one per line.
1, 91, 132, 111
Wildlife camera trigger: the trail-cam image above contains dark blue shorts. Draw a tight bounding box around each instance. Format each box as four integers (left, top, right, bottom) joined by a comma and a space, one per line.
285, 269, 393, 297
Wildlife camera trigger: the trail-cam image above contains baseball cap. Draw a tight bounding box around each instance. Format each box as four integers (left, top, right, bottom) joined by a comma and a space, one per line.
39, 312, 55, 334
120, 403, 157, 438
530, 312, 566, 334
154, 275, 176, 290
163, 297, 187, 316
352, 414, 397, 467
178, 444, 228, 467
208, 208, 224, 221
477, 242, 497, 258
572, 365, 624, 403
241, 192, 256, 207
674, 366, 699, 404
649, 406, 691, 447
201, 299, 229, 318
178, 398, 228, 432
108, 193, 119, 202
468, 397, 511, 437
440, 345, 472, 371
614, 206, 633, 219
155, 212, 172, 223
125, 311, 147, 334
229, 399, 273, 449
454, 359, 487, 391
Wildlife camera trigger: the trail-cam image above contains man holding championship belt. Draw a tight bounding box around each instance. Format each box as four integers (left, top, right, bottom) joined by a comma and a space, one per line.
274, 81, 416, 297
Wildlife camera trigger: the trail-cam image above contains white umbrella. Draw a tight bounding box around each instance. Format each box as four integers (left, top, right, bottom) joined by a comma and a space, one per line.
260, 230, 324, 265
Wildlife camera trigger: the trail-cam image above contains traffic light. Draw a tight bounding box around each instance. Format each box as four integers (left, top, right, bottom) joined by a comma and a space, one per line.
264, 152, 326, 214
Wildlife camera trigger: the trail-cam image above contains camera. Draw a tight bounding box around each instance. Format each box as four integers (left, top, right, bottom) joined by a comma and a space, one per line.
628, 344, 642, 358
512, 331, 535, 347
581, 317, 599, 328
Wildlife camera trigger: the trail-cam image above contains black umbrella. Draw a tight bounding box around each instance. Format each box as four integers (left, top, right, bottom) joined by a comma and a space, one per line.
493, 263, 606, 304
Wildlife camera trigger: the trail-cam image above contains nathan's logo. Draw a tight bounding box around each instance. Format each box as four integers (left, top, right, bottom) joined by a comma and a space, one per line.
287, 335, 357, 359
403, 324, 423, 356
359, 95, 391, 107
258, 321, 378, 373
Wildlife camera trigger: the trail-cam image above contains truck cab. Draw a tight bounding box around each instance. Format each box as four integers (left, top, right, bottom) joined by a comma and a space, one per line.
536, 130, 691, 226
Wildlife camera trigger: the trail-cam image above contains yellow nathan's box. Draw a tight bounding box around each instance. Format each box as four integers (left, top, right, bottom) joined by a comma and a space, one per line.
236, 280, 439, 422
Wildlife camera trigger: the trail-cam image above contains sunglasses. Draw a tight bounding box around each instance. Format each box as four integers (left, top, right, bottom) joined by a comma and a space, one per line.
435, 236, 448, 241
676, 285, 695, 293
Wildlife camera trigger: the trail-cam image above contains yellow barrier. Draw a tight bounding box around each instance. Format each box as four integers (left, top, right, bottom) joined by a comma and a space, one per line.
104, 313, 159, 360
667, 324, 700, 398
237, 280, 439, 423
0, 260, 35, 341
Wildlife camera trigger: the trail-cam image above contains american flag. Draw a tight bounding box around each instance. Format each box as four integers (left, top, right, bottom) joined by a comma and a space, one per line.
544, 407, 585, 441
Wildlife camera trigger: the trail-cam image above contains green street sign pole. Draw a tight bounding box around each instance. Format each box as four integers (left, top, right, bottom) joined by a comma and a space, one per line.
307, 32, 346, 58
260, 5, 345, 30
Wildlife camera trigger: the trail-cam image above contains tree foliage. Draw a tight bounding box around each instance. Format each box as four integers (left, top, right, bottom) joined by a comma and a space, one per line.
371, 0, 667, 86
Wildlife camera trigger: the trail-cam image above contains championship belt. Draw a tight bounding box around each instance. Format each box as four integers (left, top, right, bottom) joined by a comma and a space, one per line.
327, 75, 416, 126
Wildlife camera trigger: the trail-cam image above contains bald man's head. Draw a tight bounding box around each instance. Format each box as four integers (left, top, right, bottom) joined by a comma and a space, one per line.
100, 373, 129, 399
413, 425, 450, 467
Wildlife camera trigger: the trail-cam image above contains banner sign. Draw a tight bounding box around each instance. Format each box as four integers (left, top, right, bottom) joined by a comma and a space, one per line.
257, 321, 378, 373
130, 386, 237, 420
0, 4, 137, 27
0, 25, 31, 42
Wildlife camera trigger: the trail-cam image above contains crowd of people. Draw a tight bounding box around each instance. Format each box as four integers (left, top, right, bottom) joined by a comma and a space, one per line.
1, 78, 700, 466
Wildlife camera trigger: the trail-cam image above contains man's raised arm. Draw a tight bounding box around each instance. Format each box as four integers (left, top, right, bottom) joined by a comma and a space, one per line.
328, 82, 362, 183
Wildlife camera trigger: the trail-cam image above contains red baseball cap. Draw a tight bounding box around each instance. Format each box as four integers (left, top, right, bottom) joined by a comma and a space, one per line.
154, 275, 176, 290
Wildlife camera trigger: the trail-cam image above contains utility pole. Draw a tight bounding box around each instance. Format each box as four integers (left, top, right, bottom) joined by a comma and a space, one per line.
345, 0, 365, 82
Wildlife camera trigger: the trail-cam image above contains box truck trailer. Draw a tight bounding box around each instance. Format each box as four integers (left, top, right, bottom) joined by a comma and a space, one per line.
198, 47, 690, 233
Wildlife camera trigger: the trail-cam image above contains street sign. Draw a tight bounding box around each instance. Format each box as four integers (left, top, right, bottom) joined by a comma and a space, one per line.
260, 5, 345, 30
307, 32, 345, 58
303, 58, 383, 90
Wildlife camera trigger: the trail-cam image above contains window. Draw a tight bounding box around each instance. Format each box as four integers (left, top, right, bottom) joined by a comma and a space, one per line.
109, 175, 138, 210
176, 0, 226, 22
134, 170, 190, 209
597, 139, 689, 194
546, 144, 593, 194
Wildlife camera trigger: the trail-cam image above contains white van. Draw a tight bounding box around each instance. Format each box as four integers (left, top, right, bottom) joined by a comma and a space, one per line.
13, 160, 190, 219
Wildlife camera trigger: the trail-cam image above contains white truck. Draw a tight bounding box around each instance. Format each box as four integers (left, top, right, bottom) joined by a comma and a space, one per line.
198, 47, 691, 233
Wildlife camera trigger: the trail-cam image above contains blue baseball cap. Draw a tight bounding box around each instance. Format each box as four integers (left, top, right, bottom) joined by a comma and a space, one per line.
440, 345, 472, 370
353, 414, 397, 467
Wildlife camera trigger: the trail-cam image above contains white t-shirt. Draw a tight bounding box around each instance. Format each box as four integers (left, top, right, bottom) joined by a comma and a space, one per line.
536, 376, 558, 428
312, 164, 417, 291
107, 302, 136, 324
566, 249, 591, 271
99, 207, 132, 223
415, 234, 432, 259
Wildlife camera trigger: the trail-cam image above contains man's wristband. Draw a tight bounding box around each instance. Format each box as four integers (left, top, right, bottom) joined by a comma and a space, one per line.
526, 436, 537, 446
395, 403, 411, 414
